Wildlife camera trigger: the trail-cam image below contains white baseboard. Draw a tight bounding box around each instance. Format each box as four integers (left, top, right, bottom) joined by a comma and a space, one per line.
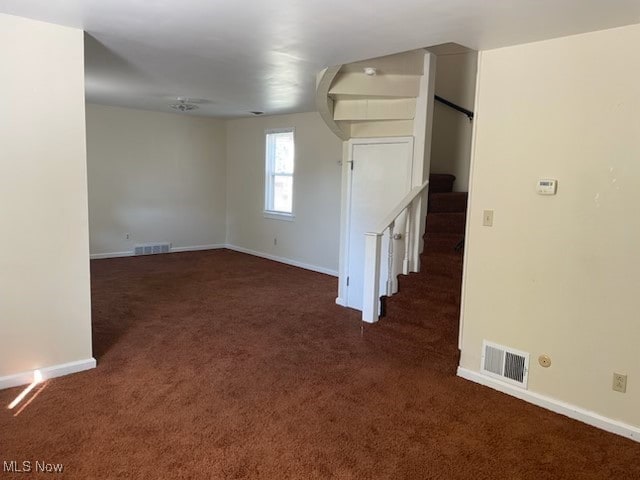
170, 244, 226, 253
90, 244, 225, 260
225, 244, 339, 277
91, 243, 338, 277
0, 358, 96, 390
90, 251, 133, 260
457, 367, 640, 443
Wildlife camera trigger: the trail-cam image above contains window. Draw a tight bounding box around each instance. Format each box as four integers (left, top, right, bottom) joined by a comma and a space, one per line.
264, 128, 295, 217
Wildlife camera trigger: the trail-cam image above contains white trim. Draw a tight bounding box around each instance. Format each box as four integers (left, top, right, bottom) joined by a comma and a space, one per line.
89, 244, 338, 278
0, 358, 96, 391
335, 297, 346, 306
90, 251, 134, 260
457, 367, 640, 443
458, 51, 483, 350
225, 244, 338, 277
170, 244, 226, 253
265, 127, 296, 135
336, 141, 351, 306
90, 244, 225, 259
342, 136, 414, 311
263, 211, 295, 222
264, 127, 295, 216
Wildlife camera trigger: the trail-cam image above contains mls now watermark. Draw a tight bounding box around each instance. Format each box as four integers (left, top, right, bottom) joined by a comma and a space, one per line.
4, 460, 64, 473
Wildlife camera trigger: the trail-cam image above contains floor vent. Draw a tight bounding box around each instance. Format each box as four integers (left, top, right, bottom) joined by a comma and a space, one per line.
481, 340, 529, 388
134, 243, 171, 256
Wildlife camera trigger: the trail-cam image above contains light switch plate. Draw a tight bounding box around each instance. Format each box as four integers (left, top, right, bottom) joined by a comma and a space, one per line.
483, 210, 494, 227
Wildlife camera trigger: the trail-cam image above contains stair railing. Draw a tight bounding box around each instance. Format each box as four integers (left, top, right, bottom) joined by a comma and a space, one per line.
362, 179, 429, 323
434, 95, 474, 121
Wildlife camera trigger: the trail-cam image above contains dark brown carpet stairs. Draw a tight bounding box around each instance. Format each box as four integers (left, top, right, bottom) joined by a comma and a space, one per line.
2, 174, 639, 478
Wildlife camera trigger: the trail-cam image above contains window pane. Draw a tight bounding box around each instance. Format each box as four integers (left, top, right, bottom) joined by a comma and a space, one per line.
273, 132, 294, 174
273, 175, 293, 213
265, 129, 294, 214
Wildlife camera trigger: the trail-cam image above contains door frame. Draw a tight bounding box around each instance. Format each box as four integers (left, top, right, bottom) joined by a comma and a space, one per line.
337, 136, 415, 310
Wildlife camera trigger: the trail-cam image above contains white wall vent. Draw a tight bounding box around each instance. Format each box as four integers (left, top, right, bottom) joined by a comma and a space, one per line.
481, 340, 529, 388
134, 243, 171, 256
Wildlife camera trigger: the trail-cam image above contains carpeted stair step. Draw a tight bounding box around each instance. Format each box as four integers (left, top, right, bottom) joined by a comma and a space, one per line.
399, 270, 460, 293
425, 212, 466, 235
421, 233, 464, 252
392, 283, 460, 308
428, 192, 468, 213
399, 263, 461, 285
379, 177, 465, 343
388, 273, 459, 300
428, 173, 456, 193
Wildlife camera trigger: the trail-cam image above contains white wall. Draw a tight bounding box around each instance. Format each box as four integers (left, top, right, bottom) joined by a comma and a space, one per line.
430, 51, 477, 191
0, 14, 93, 377
226, 112, 343, 274
86, 104, 227, 256
460, 24, 640, 429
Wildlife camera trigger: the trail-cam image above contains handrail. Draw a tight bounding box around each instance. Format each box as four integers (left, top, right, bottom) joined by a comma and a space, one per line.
362, 178, 429, 323
369, 179, 429, 234
434, 95, 474, 121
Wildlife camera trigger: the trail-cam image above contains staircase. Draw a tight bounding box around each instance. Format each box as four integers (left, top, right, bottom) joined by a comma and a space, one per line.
425, 173, 467, 249
317, 48, 471, 326
379, 173, 467, 363
317, 48, 436, 322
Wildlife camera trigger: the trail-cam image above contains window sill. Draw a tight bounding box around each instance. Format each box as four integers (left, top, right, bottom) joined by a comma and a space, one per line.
263, 211, 295, 222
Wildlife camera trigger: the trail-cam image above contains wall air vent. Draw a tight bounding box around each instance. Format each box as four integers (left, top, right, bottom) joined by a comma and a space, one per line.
134, 243, 171, 256
481, 340, 529, 388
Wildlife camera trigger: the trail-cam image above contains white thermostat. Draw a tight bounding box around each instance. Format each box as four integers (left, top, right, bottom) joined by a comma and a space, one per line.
537, 179, 557, 195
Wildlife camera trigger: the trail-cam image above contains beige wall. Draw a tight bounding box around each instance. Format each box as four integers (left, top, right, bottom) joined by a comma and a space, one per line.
0, 15, 92, 377
430, 51, 477, 192
86, 104, 227, 255
226, 112, 342, 273
460, 24, 640, 428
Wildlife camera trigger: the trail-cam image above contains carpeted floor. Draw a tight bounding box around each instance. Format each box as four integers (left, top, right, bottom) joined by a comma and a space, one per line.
1, 247, 639, 479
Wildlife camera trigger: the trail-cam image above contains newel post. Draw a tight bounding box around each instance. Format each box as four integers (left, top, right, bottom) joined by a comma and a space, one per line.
362, 232, 382, 323
403, 203, 412, 275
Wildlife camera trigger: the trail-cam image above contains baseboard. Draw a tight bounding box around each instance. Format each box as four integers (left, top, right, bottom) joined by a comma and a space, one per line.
0, 358, 97, 390
90, 251, 133, 260
90, 244, 225, 260
170, 244, 226, 253
225, 244, 339, 277
90, 243, 338, 277
457, 367, 640, 443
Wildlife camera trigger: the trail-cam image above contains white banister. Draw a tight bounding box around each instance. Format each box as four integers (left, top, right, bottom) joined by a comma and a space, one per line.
403, 203, 412, 275
373, 180, 429, 233
386, 221, 395, 295
362, 233, 382, 322
362, 179, 429, 323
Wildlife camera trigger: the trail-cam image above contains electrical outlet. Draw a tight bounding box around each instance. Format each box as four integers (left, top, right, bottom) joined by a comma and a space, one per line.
613, 373, 627, 393
483, 210, 494, 227
274, 237, 277, 246
125, 233, 130, 240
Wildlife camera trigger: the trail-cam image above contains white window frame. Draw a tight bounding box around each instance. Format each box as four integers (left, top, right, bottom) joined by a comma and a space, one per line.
264, 127, 295, 220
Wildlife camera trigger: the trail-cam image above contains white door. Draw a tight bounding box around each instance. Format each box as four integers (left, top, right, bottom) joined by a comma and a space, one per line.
346, 138, 413, 311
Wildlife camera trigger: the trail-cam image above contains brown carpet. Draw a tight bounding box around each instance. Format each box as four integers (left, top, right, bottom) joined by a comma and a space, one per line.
1, 246, 639, 479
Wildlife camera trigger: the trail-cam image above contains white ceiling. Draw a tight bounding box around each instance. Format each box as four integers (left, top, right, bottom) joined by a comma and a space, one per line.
2, 0, 639, 118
